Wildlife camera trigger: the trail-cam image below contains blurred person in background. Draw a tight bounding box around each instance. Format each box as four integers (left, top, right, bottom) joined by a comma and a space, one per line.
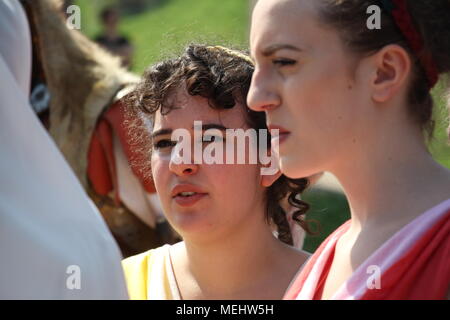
95, 6, 134, 68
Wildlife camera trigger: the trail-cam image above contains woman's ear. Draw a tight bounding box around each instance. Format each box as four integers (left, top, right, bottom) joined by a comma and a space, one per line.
260, 169, 282, 187
370, 44, 411, 103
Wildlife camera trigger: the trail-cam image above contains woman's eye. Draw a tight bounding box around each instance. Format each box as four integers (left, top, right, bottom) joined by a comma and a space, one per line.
153, 139, 176, 150
203, 135, 224, 143
272, 59, 296, 67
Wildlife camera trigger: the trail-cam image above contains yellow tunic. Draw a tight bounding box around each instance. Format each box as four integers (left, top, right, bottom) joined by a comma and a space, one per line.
122, 244, 182, 300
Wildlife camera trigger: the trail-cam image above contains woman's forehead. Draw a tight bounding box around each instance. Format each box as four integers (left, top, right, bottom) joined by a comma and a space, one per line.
250, 0, 319, 50
152, 91, 248, 132
253, 0, 316, 18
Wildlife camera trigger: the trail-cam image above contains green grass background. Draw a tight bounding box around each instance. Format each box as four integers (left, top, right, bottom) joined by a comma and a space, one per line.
75, 0, 449, 252
75, 0, 250, 72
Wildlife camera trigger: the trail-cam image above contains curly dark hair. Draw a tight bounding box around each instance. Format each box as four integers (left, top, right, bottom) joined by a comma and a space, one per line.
125, 44, 314, 245
317, 0, 450, 139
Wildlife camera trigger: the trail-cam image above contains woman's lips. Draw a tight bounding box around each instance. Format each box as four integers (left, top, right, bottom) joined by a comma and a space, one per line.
268, 125, 291, 146
273, 132, 291, 145
171, 184, 208, 207
173, 193, 208, 207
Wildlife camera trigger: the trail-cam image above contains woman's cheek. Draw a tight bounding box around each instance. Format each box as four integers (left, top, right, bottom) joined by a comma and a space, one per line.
216, 163, 260, 195
151, 155, 169, 194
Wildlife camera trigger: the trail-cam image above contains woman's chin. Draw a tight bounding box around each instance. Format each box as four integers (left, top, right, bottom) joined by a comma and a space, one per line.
279, 155, 316, 180
170, 211, 216, 235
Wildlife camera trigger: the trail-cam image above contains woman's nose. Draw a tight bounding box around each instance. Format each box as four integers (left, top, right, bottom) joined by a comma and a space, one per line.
168, 148, 199, 177
169, 160, 199, 177
247, 68, 280, 112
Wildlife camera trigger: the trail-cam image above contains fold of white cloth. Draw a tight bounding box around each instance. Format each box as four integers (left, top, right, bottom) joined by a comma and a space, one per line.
0, 0, 128, 299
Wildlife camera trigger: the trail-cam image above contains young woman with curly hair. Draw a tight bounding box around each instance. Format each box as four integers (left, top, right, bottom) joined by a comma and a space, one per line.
122, 44, 314, 300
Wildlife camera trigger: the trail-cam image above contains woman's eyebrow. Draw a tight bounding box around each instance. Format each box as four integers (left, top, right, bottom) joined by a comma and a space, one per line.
151, 124, 228, 138
196, 123, 228, 131
262, 44, 302, 56
151, 128, 172, 139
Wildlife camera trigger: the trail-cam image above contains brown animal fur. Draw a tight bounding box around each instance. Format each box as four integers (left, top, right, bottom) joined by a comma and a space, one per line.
21, 0, 180, 257
25, 0, 138, 187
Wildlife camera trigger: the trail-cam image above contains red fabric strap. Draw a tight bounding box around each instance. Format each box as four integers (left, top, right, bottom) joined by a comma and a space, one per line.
87, 100, 156, 206
283, 221, 351, 300
361, 210, 450, 300
390, 0, 439, 88
284, 209, 450, 300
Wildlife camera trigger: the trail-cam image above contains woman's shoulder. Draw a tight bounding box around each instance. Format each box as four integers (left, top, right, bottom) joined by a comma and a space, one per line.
121, 244, 173, 299
123, 244, 167, 266
123, 244, 175, 274
121, 243, 184, 300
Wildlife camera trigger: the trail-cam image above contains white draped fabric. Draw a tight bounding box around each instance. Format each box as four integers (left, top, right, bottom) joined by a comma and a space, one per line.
0, 0, 128, 299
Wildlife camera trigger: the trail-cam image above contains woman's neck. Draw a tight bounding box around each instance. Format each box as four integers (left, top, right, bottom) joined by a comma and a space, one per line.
172, 214, 306, 299
330, 120, 450, 232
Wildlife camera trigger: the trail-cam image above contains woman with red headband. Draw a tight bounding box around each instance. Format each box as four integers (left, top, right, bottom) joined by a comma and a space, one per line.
248, 0, 450, 299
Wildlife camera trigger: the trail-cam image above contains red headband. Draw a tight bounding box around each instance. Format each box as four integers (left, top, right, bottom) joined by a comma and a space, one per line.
382, 0, 439, 89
